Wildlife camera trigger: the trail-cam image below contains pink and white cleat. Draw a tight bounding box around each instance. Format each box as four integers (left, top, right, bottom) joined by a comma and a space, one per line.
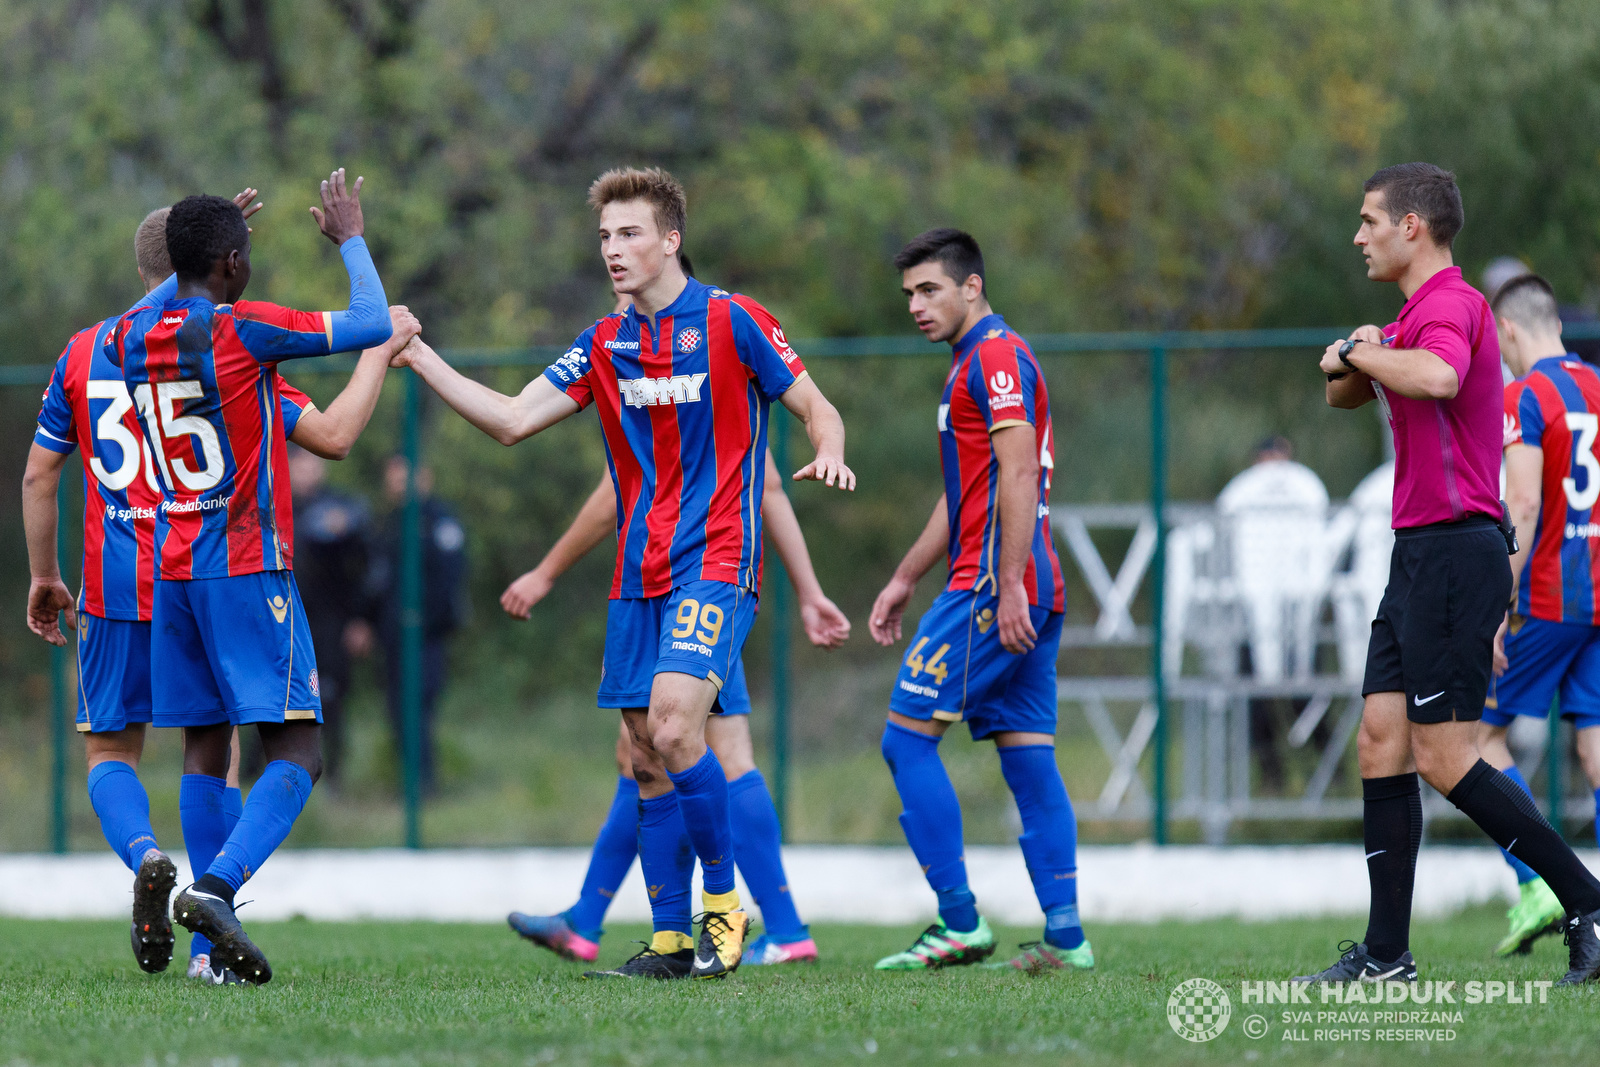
507, 911, 600, 963
741, 933, 819, 966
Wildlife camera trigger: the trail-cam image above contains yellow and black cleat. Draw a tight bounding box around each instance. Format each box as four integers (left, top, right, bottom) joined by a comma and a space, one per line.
690, 909, 749, 980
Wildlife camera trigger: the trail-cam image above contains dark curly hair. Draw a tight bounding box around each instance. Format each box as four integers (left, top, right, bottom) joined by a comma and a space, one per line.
165, 194, 250, 279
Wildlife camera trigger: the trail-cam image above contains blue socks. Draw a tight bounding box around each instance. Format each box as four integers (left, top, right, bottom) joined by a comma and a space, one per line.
87, 761, 157, 871
566, 777, 640, 940
728, 769, 808, 943
180, 774, 230, 958
666, 749, 736, 895
999, 744, 1084, 949
1499, 766, 1540, 885
881, 722, 977, 932
205, 760, 313, 895
636, 792, 694, 934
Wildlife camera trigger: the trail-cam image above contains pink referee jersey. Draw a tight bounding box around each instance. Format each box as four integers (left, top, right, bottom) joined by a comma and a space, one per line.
1373, 266, 1503, 529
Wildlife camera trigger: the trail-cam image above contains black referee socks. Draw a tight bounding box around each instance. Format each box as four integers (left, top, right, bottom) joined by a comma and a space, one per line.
1448, 759, 1600, 917
1361, 773, 1423, 964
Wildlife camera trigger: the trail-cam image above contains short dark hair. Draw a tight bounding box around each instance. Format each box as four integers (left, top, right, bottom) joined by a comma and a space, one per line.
893, 228, 985, 290
1492, 273, 1562, 335
166, 194, 250, 279
1363, 163, 1464, 248
679, 250, 695, 277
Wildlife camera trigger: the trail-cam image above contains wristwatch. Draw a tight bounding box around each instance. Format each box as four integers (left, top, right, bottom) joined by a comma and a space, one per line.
1337, 338, 1359, 372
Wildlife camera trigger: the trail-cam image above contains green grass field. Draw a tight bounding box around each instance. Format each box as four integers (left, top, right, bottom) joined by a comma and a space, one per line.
0, 906, 1595, 1066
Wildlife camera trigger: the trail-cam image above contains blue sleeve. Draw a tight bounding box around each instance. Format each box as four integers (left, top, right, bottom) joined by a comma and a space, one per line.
34, 350, 77, 454
1519, 387, 1545, 449
128, 273, 177, 313
542, 325, 600, 409
280, 394, 306, 437
326, 237, 391, 353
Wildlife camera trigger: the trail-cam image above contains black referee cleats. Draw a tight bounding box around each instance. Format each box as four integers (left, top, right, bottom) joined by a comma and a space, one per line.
1557, 908, 1600, 985
172, 885, 272, 986
582, 944, 694, 980
130, 848, 177, 974
1291, 941, 1417, 983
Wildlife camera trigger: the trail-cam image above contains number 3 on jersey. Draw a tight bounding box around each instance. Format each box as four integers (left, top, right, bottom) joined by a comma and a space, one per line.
904, 637, 950, 685
1565, 411, 1600, 512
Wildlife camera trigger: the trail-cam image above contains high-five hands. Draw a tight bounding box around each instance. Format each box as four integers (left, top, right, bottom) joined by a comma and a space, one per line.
310, 168, 365, 245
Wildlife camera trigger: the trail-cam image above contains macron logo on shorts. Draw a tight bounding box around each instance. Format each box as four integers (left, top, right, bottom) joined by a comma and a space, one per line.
268, 595, 288, 624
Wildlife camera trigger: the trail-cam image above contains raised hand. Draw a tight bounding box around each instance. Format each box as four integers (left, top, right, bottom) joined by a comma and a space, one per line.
310, 168, 365, 245
232, 187, 263, 228
793, 453, 856, 491
27, 577, 76, 647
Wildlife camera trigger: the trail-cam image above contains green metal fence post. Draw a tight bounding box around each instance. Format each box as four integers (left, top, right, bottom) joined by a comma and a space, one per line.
1548, 696, 1563, 832
1149, 345, 1169, 846
400, 374, 425, 849
770, 405, 792, 841
51, 476, 69, 854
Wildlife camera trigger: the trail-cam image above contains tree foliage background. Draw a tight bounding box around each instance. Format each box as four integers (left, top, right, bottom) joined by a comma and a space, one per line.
5, 0, 1600, 845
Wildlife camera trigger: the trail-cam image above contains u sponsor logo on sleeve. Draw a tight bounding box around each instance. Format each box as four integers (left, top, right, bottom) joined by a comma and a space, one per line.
987, 369, 1023, 411
770, 325, 799, 364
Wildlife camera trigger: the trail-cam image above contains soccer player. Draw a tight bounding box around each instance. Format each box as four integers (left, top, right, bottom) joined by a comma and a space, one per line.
392, 166, 852, 979
1306, 163, 1600, 986
867, 229, 1090, 973
109, 170, 397, 985
23, 191, 414, 981
1481, 272, 1600, 955
504, 450, 849, 966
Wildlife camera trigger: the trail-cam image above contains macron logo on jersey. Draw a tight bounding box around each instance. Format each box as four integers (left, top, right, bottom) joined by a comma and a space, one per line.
987, 369, 1023, 411
619, 374, 708, 408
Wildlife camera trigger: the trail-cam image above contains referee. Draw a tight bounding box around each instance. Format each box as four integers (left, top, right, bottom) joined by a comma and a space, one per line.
1299, 162, 1600, 986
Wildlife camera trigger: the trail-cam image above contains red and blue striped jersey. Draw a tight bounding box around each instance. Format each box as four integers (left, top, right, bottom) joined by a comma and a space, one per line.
938, 313, 1064, 612
1504, 354, 1600, 624
108, 297, 340, 580
35, 312, 312, 618
543, 278, 806, 598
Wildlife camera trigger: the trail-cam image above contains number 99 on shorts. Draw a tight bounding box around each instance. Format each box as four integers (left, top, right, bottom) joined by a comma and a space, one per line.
671, 598, 724, 647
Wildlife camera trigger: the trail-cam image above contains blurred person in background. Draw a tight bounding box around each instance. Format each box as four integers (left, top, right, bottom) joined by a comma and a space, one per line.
287, 444, 375, 791
1483, 256, 1600, 366
1220, 434, 1336, 793
370, 455, 467, 796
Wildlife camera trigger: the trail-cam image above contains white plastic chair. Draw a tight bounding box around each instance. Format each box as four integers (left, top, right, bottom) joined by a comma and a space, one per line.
1216, 461, 1335, 682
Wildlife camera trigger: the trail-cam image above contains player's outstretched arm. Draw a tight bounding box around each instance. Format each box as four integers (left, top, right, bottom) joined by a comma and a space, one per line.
992, 423, 1041, 654
501, 473, 615, 619
760, 450, 850, 648
21, 443, 75, 645
869, 494, 948, 647
312, 169, 390, 353
392, 337, 580, 445
289, 306, 421, 460
780, 376, 855, 490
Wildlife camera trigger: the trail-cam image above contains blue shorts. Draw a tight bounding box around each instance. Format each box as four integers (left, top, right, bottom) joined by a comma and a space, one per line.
75, 614, 153, 734
151, 571, 322, 728
598, 580, 757, 710
717, 657, 751, 716
889, 588, 1063, 740
1484, 616, 1600, 730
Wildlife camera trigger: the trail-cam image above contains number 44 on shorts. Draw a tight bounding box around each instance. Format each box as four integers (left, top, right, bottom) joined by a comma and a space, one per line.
905, 637, 950, 685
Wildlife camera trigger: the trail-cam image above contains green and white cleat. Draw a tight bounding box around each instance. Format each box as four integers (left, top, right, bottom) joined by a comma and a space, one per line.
987, 939, 1095, 973
1495, 878, 1566, 957
875, 917, 996, 970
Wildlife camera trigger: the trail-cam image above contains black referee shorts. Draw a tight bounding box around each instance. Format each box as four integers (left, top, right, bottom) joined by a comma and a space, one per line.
1362, 517, 1512, 724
